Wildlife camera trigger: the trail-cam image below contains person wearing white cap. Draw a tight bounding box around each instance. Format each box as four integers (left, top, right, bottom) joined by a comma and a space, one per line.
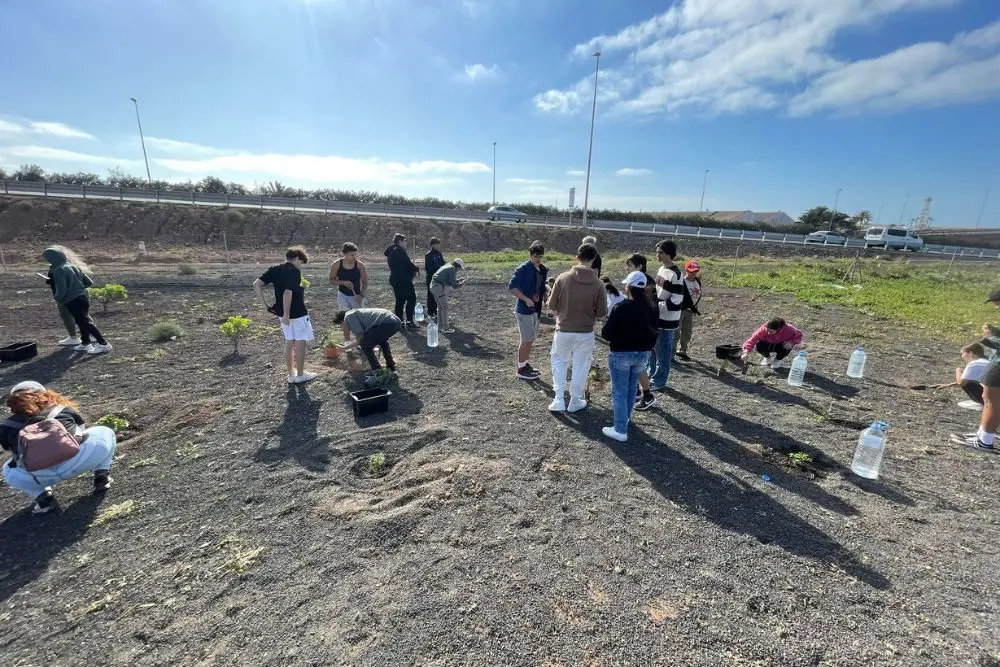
429, 258, 466, 334
1, 381, 116, 514
599, 272, 659, 442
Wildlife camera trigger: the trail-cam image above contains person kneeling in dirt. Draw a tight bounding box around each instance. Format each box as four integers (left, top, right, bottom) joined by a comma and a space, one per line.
1, 381, 116, 515
740, 317, 804, 370
430, 258, 466, 334
932, 343, 988, 411
334, 308, 403, 374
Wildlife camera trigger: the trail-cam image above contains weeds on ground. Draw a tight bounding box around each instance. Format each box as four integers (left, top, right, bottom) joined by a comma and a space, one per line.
129, 457, 159, 468
88, 284, 128, 312
179, 263, 198, 275
788, 452, 813, 466
147, 348, 168, 360
95, 414, 129, 432
219, 535, 265, 575
89, 500, 136, 528
368, 452, 387, 475
176, 442, 202, 460
149, 320, 185, 342
220, 316, 251, 353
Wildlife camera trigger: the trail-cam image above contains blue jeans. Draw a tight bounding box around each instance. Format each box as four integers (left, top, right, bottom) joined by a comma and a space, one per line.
647, 329, 675, 388
610, 351, 649, 434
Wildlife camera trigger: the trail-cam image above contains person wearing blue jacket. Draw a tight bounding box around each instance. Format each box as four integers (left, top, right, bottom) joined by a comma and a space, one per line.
507, 241, 548, 380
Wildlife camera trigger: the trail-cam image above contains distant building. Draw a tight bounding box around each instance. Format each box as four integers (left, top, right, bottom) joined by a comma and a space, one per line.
657, 210, 797, 227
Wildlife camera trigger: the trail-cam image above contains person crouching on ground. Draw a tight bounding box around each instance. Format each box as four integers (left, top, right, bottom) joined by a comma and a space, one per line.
507, 241, 548, 380
951, 288, 1000, 450
933, 343, 989, 410
43, 246, 112, 355
334, 308, 403, 374
430, 258, 466, 334
253, 246, 316, 385
600, 272, 659, 442
741, 317, 804, 370
673, 260, 703, 361
547, 243, 607, 413
329, 242, 368, 342
1, 381, 116, 514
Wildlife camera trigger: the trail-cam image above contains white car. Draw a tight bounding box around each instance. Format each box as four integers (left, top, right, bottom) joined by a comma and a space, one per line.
864, 227, 925, 251
487, 205, 527, 223
804, 231, 848, 246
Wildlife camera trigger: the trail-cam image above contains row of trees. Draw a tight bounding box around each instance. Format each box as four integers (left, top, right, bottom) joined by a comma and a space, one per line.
2, 164, 875, 234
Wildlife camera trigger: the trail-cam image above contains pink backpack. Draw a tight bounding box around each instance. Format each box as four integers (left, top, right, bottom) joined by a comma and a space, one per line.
6, 406, 81, 472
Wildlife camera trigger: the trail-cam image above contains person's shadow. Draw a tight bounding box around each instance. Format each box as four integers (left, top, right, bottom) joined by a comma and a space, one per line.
446, 329, 503, 360
0, 347, 94, 389
0, 492, 104, 604
255, 384, 332, 472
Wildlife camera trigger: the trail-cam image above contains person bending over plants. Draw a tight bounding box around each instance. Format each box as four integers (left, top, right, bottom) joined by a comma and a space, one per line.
334, 308, 403, 374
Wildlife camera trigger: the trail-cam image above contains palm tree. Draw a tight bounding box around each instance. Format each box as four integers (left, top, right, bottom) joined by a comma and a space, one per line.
853, 210, 873, 226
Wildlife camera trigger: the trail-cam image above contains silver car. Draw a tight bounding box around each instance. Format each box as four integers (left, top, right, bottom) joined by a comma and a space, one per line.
487, 205, 527, 223
804, 231, 848, 245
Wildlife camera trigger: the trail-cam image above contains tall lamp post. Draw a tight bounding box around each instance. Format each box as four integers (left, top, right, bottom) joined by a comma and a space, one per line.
492, 141, 497, 206
828, 187, 842, 231
976, 188, 992, 228
699, 169, 709, 212
581, 50, 601, 228
898, 192, 910, 227
129, 97, 152, 187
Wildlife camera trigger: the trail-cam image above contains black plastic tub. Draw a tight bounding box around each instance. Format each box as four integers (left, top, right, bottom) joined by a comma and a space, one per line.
350, 388, 391, 418
0, 342, 37, 363
715, 343, 741, 360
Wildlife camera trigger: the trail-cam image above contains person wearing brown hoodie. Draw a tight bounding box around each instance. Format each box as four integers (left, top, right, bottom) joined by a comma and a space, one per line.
546, 244, 607, 413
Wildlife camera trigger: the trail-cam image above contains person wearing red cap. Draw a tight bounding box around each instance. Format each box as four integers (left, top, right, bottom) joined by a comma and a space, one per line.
673, 259, 703, 361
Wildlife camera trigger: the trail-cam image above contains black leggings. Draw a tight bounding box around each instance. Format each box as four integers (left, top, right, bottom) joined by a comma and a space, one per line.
361, 321, 401, 371
64, 296, 106, 345
755, 340, 791, 361
390, 277, 417, 323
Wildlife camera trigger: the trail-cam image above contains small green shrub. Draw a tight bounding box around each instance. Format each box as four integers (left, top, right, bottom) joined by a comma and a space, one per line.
300, 276, 311, 291
179, 263, 198, 275
95, 414, 130, 433
220, 315, 251, 353
788, 452, 812, 466
225, 209, 245, 224
321, 329, 342, 348
148, 320, 185, 343
368, 453, 386, 475
88, 284, 128, 312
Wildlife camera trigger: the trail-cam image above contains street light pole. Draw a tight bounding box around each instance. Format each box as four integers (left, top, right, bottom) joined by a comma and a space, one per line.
581, 50, 601, 228
700, 169, 709, 212
129, 97, 152, 187
492, 141, 497, 206
897, 192, 910, 227
828, 188, 842, 231
975, 188, 992, 228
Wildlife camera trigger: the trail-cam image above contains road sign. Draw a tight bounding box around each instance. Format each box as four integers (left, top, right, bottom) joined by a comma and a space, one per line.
569, 187, 576, 209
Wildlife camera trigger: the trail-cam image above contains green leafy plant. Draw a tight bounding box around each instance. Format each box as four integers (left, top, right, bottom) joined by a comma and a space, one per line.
95, 414, 130, 433
363, 368, 398, 388
220, 315, 251, 353
321, 329, 343, 348
367, 453, 387, 475
88, 284, 128, 312
179, 263, 198, 275
148, 320, 185, 343
300, 276, 311, 290
788, 452, 813, 466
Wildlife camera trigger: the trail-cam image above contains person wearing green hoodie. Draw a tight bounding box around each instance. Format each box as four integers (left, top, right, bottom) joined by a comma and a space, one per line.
43, 246, 111, 355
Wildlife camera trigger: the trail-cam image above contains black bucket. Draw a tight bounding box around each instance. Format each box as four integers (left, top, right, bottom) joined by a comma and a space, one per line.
715, 344, 741, 361
0, 342, 38, 363
350, 388, 391, 418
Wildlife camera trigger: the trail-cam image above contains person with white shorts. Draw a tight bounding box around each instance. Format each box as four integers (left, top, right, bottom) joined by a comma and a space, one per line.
329, 242, 368, 341
253, 246, 317, 385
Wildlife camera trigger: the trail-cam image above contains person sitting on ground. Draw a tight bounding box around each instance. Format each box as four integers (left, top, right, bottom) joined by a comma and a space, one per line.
583, 235, 602, 277
602, 277, 625, 314
600, 272, 659, 442
334, 308, 403, 374
932, 343, 988, 410
741, 317, 804, 370
0, 381, 116, 514
951, 288, 1000, 450
507, 241, 549, 380
430, 258, 466, 334
626, 253, 659, 411
424, 238, 446, 320
673, 260, 703, 361
253, 246, 316, 385
43, 246, 112, 355
329, 242, 368, 341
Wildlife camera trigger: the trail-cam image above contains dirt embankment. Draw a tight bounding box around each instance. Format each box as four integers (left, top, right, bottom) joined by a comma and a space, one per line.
1, 196, 896, 265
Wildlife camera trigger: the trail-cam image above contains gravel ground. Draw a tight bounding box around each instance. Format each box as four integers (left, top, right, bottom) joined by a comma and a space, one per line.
0, 264, 997, 667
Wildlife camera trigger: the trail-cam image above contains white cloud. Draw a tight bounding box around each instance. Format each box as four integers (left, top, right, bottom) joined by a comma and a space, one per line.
566, 169, 586, 177
616, 167, 653, 177
534, 0, 995, 117
145, 137, 220, 156
0, 145, 136, 167
505, 177, 551, 185
29, 122, 94, 139
463, 63, 499, 82
0, 120, 25, 136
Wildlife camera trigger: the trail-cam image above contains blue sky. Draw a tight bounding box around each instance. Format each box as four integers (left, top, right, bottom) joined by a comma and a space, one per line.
1, 0, 999, 227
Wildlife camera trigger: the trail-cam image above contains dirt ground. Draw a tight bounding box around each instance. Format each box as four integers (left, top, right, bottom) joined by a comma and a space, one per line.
0, 261, 997, 667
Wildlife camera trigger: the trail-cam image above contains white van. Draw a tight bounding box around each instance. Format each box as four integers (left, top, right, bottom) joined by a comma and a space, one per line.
864, 227, 925, 251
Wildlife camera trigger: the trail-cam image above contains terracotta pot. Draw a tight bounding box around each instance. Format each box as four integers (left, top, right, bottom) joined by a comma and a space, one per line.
323, 347, 343, 359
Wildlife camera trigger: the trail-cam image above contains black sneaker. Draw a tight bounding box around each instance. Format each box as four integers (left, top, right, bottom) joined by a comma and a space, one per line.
32, 490, 56, 515
516, 364, 541, 380
676, 352, 691, 361
94, 471, 113, 493
635, 392, 658, 411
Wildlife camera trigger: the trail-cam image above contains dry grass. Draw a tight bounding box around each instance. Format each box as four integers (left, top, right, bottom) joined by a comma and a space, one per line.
89, 500, 136, 528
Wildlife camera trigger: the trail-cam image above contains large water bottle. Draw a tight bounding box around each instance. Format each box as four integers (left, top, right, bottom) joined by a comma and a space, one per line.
787, 351, 807, 387
847, 346, 867, 378
426, 319, 439, 348
852, 421, 888, 479
414, 303, 425, 322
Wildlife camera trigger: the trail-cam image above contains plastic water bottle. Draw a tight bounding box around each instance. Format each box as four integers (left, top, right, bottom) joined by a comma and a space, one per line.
414, 303, 425, 322
426, 319, 438, 348
852, 421, 888, 479
847, 346, 867, 379
787, 351, 807, 387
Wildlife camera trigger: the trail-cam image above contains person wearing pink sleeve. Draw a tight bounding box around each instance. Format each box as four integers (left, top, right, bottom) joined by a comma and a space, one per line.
741, 317, 804, 370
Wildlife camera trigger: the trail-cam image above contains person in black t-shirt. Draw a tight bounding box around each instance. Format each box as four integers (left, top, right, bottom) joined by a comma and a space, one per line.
424, 237, 446, 318
253, 246, 317, 385
383, 233, 420, 329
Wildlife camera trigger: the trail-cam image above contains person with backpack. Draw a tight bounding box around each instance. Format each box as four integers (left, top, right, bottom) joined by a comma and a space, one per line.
1, 381, 116, 514
43, 246, 112, 355
384, 233, 420, 329
673, 259, 703, 361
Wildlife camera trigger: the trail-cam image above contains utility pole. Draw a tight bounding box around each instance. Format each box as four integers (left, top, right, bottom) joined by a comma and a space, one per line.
492, 141, 497, 206
976, 188, 992, 228
129, 97, 152, 186
581, 51, 601, 228
700, 169, 709, 212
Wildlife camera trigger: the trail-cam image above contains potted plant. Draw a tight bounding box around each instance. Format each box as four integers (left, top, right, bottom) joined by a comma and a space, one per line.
321, 330, 343, 359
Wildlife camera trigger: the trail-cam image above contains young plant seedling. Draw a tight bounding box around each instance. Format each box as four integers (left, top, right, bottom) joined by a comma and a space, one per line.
220, 316, 251, 354
368, 452, 387, 475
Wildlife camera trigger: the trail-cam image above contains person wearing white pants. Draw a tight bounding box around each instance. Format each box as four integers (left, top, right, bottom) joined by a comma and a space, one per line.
545, 243, 607, 413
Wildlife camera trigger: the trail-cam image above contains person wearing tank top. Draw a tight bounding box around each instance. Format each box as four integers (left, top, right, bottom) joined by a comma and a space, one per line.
329, 242, 368, 341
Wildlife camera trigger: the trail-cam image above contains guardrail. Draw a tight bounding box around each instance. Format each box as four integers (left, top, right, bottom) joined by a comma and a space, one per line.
3, 180, 998, 259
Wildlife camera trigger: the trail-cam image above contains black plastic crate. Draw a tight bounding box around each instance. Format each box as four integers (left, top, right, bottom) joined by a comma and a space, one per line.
0, 342, 37, 363
350, 388, 391, 418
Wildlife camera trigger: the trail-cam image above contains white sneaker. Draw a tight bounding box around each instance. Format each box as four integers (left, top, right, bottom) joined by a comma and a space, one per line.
287, 374, 298, 384
567, 398, 588, 413
295, 371, 317, 384
74, 344, 92, 352
758, 357, 772, 367
58, 337, 81, 346
548, 397, 566, 412
602, 426, 628, 442
770, 359, 784, 370
88, 343, 112, 355
441, 329, 456, 334
958, 400, 984, 411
